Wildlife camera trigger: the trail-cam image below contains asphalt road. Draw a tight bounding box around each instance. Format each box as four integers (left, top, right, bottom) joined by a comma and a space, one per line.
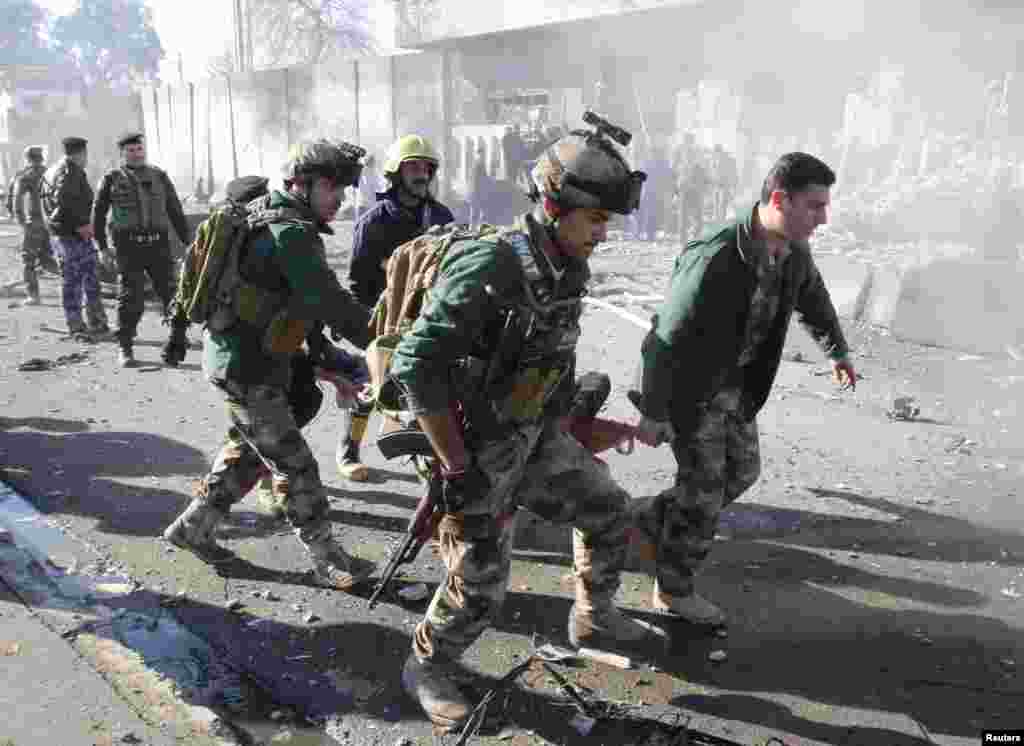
1, 216, 1022, 746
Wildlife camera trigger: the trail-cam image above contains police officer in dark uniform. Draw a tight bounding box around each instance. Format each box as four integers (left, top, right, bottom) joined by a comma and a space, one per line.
92, 131, 191, 367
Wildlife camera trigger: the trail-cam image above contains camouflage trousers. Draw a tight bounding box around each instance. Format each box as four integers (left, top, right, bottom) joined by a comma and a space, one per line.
199, 379, 331, 545
20, 222, 50, 297
413, 420, 632, 662
633, 387, 761, 597
52, 236, 108, 329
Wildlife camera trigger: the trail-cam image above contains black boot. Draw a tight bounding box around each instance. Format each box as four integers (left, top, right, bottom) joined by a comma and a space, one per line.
161, 321, 189, 366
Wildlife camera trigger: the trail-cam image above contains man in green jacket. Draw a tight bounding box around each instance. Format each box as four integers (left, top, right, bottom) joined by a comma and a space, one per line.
634, 152, 858, 627
391, 119, 665, 734
162, 140, 377, 591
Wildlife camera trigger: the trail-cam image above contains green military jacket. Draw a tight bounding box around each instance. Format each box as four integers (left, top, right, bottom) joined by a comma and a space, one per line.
389, 210, 585, 435
202, 189, 372, 387
640, 202, 849, 434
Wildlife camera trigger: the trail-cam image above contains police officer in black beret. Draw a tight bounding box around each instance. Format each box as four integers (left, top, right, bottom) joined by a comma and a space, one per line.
92, 131, 191, 367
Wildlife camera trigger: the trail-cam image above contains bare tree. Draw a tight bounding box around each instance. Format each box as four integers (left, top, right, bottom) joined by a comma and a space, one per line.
247, 0, 373, 68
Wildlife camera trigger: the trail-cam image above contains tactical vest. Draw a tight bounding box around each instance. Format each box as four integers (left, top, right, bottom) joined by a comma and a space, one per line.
471, 227, 584, 429
107, 165, 172, 232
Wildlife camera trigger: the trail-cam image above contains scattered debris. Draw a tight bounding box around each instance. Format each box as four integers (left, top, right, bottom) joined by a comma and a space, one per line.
578, 647, 632, 669
708, 650, 728, 663
944, 435, 977, 454
396, 582, 430, 602
569, 714, 597, 736
886, 396, 921, 421
1001, 587, 1021, 600
16, 352, 91, 372
118, 732, 143, 744
303, 612, 321, 624
535, 642, 578, 663
914, 497, 936, 506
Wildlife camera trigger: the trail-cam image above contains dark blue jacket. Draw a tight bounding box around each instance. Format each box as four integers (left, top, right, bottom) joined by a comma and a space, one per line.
348, 190, 454, 306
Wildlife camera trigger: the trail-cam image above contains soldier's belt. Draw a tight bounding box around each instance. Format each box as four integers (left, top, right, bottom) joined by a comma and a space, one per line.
120, 230, 165, 244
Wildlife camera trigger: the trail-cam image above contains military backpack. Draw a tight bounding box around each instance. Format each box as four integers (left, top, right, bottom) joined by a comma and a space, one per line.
366, 222, 500, 404
171, 175, 270, 329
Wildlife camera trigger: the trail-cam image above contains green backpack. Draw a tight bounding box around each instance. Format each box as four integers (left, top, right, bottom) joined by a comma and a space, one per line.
171, 176, 269, 329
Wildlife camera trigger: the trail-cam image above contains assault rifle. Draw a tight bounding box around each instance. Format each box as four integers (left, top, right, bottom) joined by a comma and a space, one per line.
368, 458, 440, 609
368, 371, 644, 609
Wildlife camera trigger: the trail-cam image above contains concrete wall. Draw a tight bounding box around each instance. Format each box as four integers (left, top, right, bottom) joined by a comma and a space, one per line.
140, 53, 448, 202
856, 257, 1024, 355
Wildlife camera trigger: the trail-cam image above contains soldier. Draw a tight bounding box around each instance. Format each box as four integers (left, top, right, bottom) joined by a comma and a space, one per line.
47, 137, 110, 335
13, 145, 60, 307
632, 152, 858, 626
341, 134, 454, 481
162, 140, 377, 591
391, 121, 664, 734
711, 144, 739, 222
672, 133, 710, 241
92, 132, 192, 368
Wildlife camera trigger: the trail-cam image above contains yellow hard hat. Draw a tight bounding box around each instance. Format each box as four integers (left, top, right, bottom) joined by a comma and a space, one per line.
383, 134, 439, 176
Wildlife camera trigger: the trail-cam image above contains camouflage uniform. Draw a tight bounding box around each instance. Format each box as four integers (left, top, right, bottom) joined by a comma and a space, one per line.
13, 162, 55, 301
390, 212, 656, 697
636, 203, 849, 609
163, 188, 375, 587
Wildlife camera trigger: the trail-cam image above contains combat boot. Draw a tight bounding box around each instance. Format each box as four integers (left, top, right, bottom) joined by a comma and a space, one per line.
254, 476, 285, 520
161, 321, 189, 367
402, 655, 475, 734
118, 343, 136, 368
67, 319, 87, 335
651, 578, 726, 626
336, 403, 371, 481
568, 540, 667, 656
568, 592, 667, 655
162, 498, 234, 564
302, 525, 376, 590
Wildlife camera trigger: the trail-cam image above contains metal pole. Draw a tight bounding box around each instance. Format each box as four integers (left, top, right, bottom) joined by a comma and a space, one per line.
189, 83, 196, 192
353, 59, 361, 223
226, 76, 239, 179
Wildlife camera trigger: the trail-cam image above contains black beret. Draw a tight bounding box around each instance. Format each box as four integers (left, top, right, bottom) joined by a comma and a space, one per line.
117, 131, 144, 148
62, 136, 88, 154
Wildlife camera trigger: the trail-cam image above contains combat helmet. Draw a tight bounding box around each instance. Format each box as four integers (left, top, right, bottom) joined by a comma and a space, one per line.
526, 111, 646, 215
383, 134, 439, 177
282, 139, 366, 187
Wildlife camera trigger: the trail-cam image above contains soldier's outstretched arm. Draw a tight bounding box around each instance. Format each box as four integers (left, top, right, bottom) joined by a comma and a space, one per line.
272, 222, 373, 349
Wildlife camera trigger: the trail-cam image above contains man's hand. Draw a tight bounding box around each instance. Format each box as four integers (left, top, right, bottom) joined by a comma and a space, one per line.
832, 357, 857, 391
438, 463, 490, 514
76, 224, 94, 241
637, 417, 676, 447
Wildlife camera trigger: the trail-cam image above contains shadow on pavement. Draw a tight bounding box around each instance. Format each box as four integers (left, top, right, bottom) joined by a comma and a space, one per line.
0, 422, 208, 537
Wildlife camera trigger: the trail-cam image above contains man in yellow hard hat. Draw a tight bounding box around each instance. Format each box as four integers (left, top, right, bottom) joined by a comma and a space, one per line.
339, 134, 454, 481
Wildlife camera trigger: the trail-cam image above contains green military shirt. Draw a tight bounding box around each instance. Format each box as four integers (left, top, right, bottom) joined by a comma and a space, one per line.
389, 211, 585, 425
640, 202, 849, 433
203, 189, 372, 387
